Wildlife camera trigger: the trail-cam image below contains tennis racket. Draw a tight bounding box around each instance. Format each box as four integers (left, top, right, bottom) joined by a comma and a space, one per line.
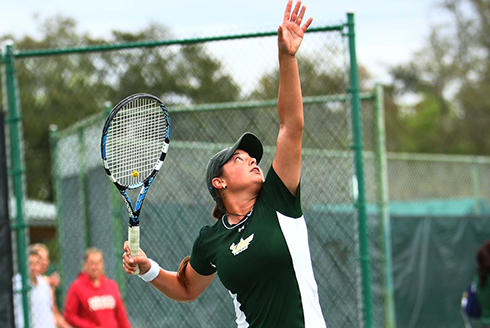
101, 93, 170, 275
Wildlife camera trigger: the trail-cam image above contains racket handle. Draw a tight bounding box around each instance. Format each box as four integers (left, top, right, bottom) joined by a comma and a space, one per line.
128, 226, 140, 275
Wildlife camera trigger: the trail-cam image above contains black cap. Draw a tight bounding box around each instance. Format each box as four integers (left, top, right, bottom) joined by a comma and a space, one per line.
206, 132, 263, 201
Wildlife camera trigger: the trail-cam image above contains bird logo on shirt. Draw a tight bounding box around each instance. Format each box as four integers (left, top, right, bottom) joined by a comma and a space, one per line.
230, 234, 254, 256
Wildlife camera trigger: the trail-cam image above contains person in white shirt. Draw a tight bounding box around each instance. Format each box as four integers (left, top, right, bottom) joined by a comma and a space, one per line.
13, 248, 56, 328
30, 243, 71, 328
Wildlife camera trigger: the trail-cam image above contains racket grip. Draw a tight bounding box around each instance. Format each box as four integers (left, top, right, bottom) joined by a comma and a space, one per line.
128, 226, 140, 275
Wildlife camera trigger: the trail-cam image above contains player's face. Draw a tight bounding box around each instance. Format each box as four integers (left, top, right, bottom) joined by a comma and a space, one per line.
84, 252, 105, 281
29, 254, 42, 278
222, 149, 264, 192
37, 248, 50, 275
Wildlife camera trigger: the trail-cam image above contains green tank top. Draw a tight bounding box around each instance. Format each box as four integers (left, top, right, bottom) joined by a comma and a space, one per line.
190, 166, 326, 328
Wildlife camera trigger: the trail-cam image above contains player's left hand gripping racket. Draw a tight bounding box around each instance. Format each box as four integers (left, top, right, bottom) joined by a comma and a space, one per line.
101, 93, 170, 275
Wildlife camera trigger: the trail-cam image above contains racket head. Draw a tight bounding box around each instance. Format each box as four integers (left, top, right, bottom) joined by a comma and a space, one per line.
101, 93, 171, 190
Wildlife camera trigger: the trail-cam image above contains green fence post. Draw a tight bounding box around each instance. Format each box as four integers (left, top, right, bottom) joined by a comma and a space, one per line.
77, 127, 91, 249
3, 41, 30, 328
471, 157, 482, 215
374, 83, 396, 328
49, 124, 67, 305
346, 13, 374, 328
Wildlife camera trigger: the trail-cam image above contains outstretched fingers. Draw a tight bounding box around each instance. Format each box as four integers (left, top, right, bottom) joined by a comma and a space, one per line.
296, 5, 305, 26
290, 1, 302, 23
283, 0, 312, 31
301, 16, 313, 33
278, 0, 313, 56
284, 0, 302, 24
283, 0, 293, 24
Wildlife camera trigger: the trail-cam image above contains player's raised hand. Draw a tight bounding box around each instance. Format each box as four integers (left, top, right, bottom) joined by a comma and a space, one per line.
278, 0, 313, 56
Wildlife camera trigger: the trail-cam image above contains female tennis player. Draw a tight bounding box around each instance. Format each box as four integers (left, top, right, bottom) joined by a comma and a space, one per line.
122, 1, 326, 326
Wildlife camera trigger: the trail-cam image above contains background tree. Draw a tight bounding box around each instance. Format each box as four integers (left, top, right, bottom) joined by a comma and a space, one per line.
1, 16, 240, 201
386, 0, 490, 155
249, 52, 372, 150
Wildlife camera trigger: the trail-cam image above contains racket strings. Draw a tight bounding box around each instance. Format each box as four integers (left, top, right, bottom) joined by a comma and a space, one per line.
106, 98, 169, 186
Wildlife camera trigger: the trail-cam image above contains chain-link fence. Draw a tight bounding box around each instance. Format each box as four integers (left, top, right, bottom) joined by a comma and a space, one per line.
3, 18, 384, 328
385, 154, 490, 328
51, 93, 490, 328
5, 10, 490, 327
52, 96, 364, 328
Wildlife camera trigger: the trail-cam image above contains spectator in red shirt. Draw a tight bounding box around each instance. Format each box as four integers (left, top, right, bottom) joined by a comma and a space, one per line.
64, 247, 131, 328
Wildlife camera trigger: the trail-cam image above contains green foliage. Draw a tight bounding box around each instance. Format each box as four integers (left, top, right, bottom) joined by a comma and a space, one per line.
397, 95, 447, 153
387, 0, 490, 156
3, 16, 241, 201
249, 52, 348, 100
2, 15, 348, 202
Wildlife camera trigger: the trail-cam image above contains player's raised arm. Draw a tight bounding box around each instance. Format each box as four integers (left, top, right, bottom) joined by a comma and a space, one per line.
273, 0, 312, 195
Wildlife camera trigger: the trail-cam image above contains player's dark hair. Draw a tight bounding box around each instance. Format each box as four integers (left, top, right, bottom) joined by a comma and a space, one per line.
477, 240, 490, 288
212, 197, 226, 221
211, 167, 227, 221
177, 256, 190, 286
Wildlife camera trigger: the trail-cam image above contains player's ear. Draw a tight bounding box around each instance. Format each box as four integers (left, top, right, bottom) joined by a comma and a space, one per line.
212, 178, 226, 190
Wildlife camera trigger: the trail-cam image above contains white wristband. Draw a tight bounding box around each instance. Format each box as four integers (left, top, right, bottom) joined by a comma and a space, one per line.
138, 259, 160, 282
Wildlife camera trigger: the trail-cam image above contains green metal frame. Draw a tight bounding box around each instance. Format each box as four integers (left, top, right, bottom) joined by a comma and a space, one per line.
471, 157, 483, 215
2, 19, 378, 328
3, 42, 30, 328
10, 26, 342, 59
346, 13, 373, 328
77, 127, 91, 248
374, 83, 396, 328
48, 124, 70, 307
